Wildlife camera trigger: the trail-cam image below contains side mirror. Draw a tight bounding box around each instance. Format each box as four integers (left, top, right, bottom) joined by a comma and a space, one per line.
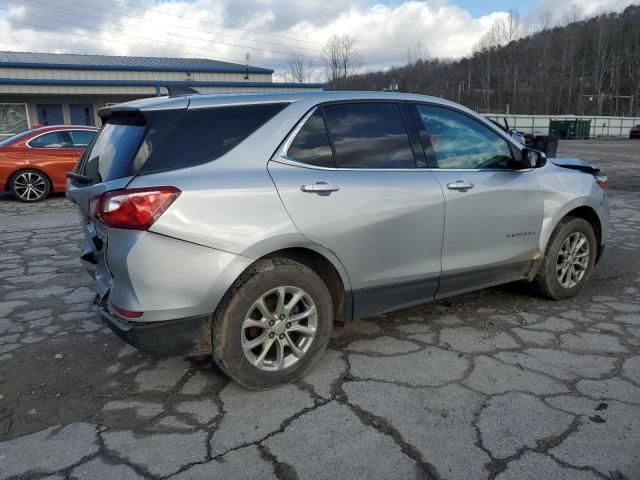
521, 148, 546, 169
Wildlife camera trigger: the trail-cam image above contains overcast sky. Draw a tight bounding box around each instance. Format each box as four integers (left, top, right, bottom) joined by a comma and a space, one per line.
0, 0, 636, 80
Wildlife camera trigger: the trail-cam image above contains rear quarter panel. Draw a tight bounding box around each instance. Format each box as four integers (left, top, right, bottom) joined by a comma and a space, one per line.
0, 149, 24, 189
26, 149, 77, 192
128, 100, 312, 256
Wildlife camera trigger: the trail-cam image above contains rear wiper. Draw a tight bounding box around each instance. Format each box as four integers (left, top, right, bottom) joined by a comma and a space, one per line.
66, 172, 93, 184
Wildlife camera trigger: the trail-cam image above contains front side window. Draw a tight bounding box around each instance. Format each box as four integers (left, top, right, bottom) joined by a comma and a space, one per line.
414, 105, 514, 169
29, 131, 73, 148
286, 110, 334, 168
322, 103, 415, 169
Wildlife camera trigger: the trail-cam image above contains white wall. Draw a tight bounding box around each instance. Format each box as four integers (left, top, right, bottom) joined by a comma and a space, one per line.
0, 67, 272, 83
0, 84, 321, 96
486, 114, 640, 137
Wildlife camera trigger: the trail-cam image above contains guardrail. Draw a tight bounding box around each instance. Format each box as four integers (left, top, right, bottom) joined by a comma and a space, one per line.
485, 114, 640, 138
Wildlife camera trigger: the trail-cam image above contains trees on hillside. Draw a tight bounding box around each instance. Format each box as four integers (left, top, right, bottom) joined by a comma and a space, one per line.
342, 5, 640, 116
322, 34, 362, 89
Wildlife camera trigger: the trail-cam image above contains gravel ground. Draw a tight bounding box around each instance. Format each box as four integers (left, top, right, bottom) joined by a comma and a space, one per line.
0, 139, 639, 479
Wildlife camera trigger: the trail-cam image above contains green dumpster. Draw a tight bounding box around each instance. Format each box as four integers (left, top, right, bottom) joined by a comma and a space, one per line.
549, 119, 591, 139
574, 120, 591, 139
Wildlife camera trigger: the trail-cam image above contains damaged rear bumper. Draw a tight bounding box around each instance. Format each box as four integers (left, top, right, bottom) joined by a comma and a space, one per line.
100, 307, 212, 357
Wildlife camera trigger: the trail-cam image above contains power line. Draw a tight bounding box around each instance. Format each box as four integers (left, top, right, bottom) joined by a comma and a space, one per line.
56, 0, 404, 61
11, 1, 327, 64
0, 10, 305, 70
17, 0, 331, 63
0, 12, 293, 71
2, 1, 413, 73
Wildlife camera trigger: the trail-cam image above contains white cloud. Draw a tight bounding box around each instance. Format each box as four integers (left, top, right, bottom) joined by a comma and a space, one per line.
526, 0, 637, 25
0, 0, 635, 80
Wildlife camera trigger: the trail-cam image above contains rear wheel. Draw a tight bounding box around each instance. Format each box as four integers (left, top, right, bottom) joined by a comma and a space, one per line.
534, 217, 597, 299
212, 258, 333, 390
10, 169, 51, 203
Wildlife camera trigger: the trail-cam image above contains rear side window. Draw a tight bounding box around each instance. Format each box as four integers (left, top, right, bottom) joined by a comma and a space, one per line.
29, 131, 72, 148
139, 103, 287, 174
322, 103, 415, 169
70, 130, 96, 147
286, 110, 334, 168
82, 123, 145, 182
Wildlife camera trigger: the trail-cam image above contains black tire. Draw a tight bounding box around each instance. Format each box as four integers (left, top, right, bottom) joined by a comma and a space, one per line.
211, 258, 333, 390
534, 217, 597, 300
9, 169, 51, 203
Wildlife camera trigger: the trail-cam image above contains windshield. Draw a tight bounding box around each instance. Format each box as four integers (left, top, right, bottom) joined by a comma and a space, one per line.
80, 123, 145, 183
0, 129, 34, 147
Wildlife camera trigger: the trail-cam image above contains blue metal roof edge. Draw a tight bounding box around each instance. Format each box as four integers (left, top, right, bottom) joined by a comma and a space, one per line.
0, 61, 274, 75
0, 78, 325, 89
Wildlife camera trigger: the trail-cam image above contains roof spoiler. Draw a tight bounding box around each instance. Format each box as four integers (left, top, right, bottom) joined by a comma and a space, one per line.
97, 105, 145, 125
166, 85, 199, 97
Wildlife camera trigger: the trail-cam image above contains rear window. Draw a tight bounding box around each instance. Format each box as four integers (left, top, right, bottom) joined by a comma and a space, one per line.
81, 123, 145, 182
0, 129, 33, 147
138, 103, 288, 175
79, 103, 286, 183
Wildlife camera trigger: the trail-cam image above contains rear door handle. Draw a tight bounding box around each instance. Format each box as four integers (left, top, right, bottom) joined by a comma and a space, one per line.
446, 180, 474, 191
301, 182, 340, 193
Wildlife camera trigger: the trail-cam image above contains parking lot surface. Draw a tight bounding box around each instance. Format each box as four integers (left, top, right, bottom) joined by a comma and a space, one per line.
0, 139, 638, 479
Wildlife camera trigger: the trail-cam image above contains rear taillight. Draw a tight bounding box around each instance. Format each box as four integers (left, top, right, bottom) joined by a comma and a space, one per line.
111, 303, 143, 318
93, 186, 180, 230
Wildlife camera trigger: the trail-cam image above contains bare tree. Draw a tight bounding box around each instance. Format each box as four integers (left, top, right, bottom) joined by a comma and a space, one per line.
538, 9, 554, 31
562, 4, 583, 26
287, 52, 313, 83
493, 10, 524, 46
406, 41, 430, 66
323, 34, 362, 89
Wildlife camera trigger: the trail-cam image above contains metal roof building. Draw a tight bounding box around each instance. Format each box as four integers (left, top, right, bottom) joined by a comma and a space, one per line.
0, 51, 323, 137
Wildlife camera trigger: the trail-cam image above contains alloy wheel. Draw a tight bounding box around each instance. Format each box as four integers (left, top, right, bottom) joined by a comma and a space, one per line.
13, 172, 47, 201
556, 232, 590, 288
241, 286, 318, 371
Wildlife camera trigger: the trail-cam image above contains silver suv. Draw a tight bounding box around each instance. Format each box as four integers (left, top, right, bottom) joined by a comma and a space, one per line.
67, 92, 609, 389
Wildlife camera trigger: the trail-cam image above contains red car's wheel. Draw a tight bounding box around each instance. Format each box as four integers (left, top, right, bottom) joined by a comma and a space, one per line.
10, 169, 51, 202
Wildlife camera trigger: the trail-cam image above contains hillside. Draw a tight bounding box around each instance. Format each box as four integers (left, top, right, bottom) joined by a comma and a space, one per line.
343, 5, 640, 116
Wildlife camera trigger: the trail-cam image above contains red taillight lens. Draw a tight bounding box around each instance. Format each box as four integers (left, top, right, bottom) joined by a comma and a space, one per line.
111, 303, 143, 318
94, 186, 180, 230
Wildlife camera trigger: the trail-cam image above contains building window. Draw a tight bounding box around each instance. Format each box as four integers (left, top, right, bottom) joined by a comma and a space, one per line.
0, 104, 29, 137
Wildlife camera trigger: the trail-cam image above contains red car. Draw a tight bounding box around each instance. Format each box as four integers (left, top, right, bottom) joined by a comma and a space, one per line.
0, 125, 98, 202
630, 124, 640, 139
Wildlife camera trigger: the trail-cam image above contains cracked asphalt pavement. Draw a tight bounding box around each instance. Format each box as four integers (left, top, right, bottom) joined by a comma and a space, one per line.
0, 139, 639, 479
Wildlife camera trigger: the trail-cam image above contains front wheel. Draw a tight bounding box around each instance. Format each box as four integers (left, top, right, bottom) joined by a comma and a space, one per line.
10, 169, 51, 202
534, 217, 597, 300
212, 258, 333, 390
